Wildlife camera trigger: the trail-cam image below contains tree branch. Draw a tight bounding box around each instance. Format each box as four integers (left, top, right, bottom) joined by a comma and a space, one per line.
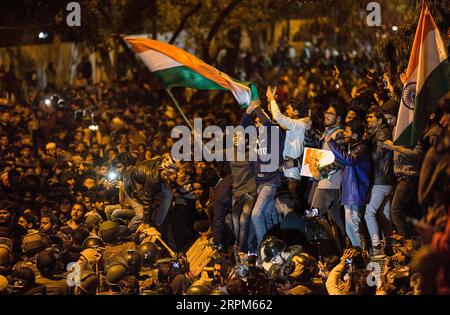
206, 0, 242, 43
96, 0, 112, 25
202, 0, 243, 61
169, 1, 202, 44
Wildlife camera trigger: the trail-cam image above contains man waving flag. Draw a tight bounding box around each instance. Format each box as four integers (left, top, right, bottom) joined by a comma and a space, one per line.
394, 3, 450, 147
125, 37, 258, 108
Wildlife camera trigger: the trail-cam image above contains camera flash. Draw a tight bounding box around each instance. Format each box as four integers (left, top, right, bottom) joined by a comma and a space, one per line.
107, 171, 117, 181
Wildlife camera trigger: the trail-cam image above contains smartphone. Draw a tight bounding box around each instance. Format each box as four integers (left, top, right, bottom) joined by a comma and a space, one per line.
305, 208, 319, 218
345, 258, 353, 265
172, 262, 180, 268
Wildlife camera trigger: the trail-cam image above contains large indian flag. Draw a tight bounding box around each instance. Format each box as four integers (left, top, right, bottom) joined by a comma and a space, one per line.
125, 37, 258, 107
394, 3, 450, 147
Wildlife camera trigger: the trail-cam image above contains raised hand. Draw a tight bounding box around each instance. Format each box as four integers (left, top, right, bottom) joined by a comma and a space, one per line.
246, 99, 261, 114
266, 86, 277, 102
333, 65, 340, 79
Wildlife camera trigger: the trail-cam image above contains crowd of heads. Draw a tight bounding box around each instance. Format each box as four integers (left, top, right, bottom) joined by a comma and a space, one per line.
0, 35, 449, 295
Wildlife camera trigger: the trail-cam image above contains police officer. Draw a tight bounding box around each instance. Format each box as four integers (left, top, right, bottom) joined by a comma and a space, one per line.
35, 247, 70, 295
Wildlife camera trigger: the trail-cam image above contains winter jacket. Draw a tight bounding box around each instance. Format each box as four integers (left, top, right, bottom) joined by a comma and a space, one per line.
328, 140, 371, 206
393, 141, 423, 179
122, 157, 165, 222
367, 125, 395, 185
212, 175, 233, 246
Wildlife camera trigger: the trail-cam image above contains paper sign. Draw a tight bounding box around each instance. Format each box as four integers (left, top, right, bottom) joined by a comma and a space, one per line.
300, 147, 335, 178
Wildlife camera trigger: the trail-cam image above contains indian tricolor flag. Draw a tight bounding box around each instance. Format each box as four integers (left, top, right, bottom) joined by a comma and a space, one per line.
394, 3, 450, 147
125, 37, 258, 107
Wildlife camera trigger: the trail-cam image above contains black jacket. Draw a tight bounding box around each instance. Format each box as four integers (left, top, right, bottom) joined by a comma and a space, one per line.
267, 211, 310, 249
368, 125, 396, 185
211, 175, 233, 246
122, 157, 164, 219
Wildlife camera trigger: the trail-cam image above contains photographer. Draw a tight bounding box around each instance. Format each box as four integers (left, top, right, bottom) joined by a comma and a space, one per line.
325, 248, 374, 295
377, 254, 411, 295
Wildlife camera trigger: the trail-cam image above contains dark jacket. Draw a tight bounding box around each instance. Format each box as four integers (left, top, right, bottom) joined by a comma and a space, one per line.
422, 123, 443, 153
212, 174, 233, 246
328, 139, 371, 206
393, 140, 423, 178
122, 157, 164, 219
271, 211, 310, 248
368, 125, 395, 185
418, 132, 450, 211
229, 151, 257, 198
241, 107, 285, 187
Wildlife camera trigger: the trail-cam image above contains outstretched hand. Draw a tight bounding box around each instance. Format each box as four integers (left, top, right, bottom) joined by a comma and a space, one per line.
266, 86, 277, 102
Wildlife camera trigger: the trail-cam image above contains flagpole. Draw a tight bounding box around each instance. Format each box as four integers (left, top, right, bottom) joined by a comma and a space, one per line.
165, 88, 213, 157
165, 88, 194, 131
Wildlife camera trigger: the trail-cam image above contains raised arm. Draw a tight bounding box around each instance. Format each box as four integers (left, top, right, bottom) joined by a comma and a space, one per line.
269, 99, 310, 130
327, 139, 368, 166
240, 99, 261, 128
266, 86, 310, 130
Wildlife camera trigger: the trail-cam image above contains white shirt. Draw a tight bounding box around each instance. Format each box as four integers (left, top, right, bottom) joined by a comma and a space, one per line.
269, 100, 310, 180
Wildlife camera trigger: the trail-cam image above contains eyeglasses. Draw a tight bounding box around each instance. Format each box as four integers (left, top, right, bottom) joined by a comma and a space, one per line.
324, 112, 336, 117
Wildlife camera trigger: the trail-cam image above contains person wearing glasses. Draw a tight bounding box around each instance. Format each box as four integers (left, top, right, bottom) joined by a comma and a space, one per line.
311, 102, 347, 250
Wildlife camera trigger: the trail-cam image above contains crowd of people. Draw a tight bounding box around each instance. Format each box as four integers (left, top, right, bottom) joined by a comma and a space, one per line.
0, 35, 449, 295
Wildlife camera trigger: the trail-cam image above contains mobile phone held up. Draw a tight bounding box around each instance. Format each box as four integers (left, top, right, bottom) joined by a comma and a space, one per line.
305, 208, 319, 218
